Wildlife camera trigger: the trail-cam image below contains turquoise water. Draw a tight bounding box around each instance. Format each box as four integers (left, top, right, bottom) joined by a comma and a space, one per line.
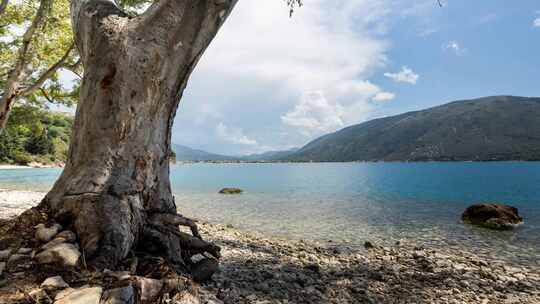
1, 162, 539, 265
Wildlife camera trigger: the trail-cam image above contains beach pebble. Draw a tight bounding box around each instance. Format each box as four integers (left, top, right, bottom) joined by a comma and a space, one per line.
41, 276, 69, 290
28, 289, 51, 303
0, 262, 5, 276
35, 223, 62, 243
101, 285, 135, 304
34, 243, 80, 267
17, 247, 32, 254
0, 249, 11, 261
55, 286, 103, 304
133, 277, 163, 303
56, 230, 77, 242
191, 258, 219, 283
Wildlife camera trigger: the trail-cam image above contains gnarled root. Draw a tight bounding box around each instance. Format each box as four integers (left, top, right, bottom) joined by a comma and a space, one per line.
141, 213, 221, 275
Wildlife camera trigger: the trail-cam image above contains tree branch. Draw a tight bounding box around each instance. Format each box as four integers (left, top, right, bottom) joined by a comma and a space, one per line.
0, 0, 8, 16
0, 0, 52, 130
20, 42, 76, 97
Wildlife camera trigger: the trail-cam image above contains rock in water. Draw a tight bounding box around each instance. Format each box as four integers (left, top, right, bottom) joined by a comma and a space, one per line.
34, 243, 80, 266
0, 249, 11, 261
55, 286, 102, 304
462, 204, 523, 230
218, 188, 243, 194
191, 258, 219, 282
35, 223, 62, 243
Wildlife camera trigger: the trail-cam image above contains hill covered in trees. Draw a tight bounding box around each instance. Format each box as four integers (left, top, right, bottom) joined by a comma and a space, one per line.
0, 105, 73, 166
286, 96, 540, 162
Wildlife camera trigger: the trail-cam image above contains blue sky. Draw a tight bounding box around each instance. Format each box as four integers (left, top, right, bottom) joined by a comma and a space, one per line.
172, 0, 540, 155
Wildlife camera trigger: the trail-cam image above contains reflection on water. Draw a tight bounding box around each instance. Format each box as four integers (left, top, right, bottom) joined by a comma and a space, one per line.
1, 162, 539, 266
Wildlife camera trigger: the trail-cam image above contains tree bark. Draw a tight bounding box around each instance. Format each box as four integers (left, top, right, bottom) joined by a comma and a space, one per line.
40, 0, 238, 269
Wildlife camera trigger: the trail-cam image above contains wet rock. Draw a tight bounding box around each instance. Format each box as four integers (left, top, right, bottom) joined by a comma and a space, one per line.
34, 243, 80, 267
462, 204, 523, 230
55, 286, 103, 304
0, 249, 11, 261
133, 277, 163, 303
100, 285, 135, 304
218, 188, 243, 194
104, 269, 132, 281
35, 223, 62, 242
41, 276, 69, 290
0, 262, 5, 276
191, 258, 219, 283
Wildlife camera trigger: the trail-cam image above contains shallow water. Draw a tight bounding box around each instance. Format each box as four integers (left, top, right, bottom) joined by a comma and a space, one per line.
1, 162, 539, 266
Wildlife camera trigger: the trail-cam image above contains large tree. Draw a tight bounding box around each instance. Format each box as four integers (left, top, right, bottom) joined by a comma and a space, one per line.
38, 0, 297, 272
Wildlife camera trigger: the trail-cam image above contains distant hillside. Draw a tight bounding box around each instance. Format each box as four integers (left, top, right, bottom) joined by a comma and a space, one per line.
242, 148, 299, 161
286, 96, 540, 162
171, 144, 238, 161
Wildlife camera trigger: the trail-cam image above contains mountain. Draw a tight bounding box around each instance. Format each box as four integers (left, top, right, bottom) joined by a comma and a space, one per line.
285, 96, 540, 162
171, 144, 238, 161
242, 148, 299, 161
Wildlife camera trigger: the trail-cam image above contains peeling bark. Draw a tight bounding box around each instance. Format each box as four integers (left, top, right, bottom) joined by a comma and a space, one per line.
40, 0, 238, 270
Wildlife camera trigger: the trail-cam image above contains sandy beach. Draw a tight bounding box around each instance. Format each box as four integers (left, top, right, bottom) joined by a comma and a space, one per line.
0, 190, 539, 303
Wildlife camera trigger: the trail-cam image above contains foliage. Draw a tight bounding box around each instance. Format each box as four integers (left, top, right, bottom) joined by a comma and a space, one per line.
0, 0, 80, 107
0, 105, 73, 164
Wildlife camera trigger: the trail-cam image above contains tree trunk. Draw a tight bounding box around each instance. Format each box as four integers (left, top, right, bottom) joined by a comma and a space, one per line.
40, 0, 237, 269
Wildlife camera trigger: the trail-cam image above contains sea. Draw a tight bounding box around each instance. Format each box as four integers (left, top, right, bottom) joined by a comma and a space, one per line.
1, 162, 539, 266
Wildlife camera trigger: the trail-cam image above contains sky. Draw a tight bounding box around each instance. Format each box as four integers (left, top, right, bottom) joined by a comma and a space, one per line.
172, 1, 540, 155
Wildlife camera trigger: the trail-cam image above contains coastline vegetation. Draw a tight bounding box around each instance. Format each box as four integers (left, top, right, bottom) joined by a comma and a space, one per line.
0, 105, 73, 166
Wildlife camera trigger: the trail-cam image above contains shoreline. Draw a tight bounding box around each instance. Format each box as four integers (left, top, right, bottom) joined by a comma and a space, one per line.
0, 190, 539, 303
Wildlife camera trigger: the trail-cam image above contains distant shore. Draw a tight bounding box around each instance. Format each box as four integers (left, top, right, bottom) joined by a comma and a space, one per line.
0, 190, 539, 303
0, 163, 63, 169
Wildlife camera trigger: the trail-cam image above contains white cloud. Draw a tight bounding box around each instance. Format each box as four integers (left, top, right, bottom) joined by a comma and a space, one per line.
185, 0, 392, 141
216, 123, 258, 146
534, 17, 540, 28
372, 92, 395, 102
444, 40, 467, 56
281, 91, 345, 136
384, 66, 419, 84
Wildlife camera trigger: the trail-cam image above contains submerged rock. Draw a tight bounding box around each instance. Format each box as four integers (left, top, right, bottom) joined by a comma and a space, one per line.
218, 188, 243, 194
0, 249, 11, 261
35, 223, 62, 243
462, 204, 523, 230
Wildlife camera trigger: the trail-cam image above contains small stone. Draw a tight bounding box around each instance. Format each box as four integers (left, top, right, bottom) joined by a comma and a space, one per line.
55, 286, 102, 304
0, 249, 11, 261
191, 258, 219, 283
17, 247, 32, 254
364, 241, 374, 249
35, 223, 62, 243
0, 262, 5, 276
55, 230, 77, 243
7, 253, 31, 270
172, 290, 201, 304
101, 285, 135, 304
41, 276, 69, 290
134, 277, 163, 303
29, 289, 51, 304
104, 269, 132, 281
34, 243, 80, 267
304, 263, 320, 273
